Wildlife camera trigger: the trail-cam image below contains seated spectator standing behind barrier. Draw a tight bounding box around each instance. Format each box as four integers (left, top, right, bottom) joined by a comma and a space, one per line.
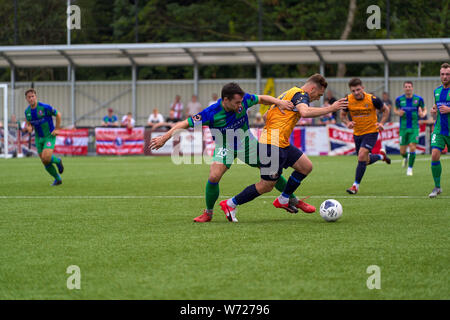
151, 110, 180, 131
170, 95, 184, 121
102, 108, 119, 127
319, 100, 336, 125
147, 108, 165, 128
253, 112, 265, 128
121, 112, 135, 133
382, 92, 393, 122
208, 93, 219, 106
186, 95, 202, 118
326, 89, 338, 121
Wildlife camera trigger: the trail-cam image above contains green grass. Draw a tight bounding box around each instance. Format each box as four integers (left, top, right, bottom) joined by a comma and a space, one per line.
0, 155, 448, 300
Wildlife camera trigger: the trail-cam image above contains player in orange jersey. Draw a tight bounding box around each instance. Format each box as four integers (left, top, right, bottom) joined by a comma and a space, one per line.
219, 74, 348, 222
340, 78, 391, 195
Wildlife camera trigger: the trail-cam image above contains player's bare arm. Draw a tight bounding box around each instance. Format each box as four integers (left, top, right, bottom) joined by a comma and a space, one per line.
340, 109, 355, 129
257, 95, 294, 113
430, 104, 437, 116
419, 106, 427, 118
298, 98, 348, 118
150, 119, 189, 150
376, 104, 390, 131
394, 106, 405, 117
438, 104, 450, 114
51, 112, 61, 136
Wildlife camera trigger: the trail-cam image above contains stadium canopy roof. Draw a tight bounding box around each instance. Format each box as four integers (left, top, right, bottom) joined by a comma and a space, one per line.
0, 38, 449, 68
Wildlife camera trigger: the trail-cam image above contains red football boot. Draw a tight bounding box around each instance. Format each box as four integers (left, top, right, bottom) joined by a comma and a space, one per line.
193, 210, 213, 223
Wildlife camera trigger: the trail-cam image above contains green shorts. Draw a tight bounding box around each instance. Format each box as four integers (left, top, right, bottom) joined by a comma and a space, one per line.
430, 132, 450, 151
399, 128, 419, 146
35, 135, 56, 154
212, 139, 260, 169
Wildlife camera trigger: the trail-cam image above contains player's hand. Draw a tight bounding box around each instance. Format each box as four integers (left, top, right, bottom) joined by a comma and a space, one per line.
150, 135, 167, 150
376, 122, 385, 131
430, 105, 437, 116
331, 98, 348, 111
51, 129, 60, 136
346, 121, 355, 129
438, 105, 450, 114
276, 100, 295, 114
397, 109, 405, 116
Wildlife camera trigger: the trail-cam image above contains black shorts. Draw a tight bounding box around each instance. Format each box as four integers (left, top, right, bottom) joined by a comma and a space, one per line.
354, 132, 378, 154
258, 143, 304, 181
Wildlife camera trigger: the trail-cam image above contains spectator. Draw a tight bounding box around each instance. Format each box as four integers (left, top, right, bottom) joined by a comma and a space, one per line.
147, 108, 165, 128
253, 112, 265, 127
102, 108, 119, 127
208, 93, 219, 106
121, 112, 135, 129
170, 95, 184, 121
326, 89, 338, 121
382, 91, 393, 122
318, 100, 336, 125
298, 117, 313, 126
186, 94, 202, 118
153, 110, 180, 131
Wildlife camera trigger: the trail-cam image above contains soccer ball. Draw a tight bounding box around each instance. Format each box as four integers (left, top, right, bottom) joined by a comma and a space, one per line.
319, 199, 343, 222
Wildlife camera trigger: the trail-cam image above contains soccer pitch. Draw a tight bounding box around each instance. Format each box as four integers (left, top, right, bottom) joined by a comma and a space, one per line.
0, 155, 448, 300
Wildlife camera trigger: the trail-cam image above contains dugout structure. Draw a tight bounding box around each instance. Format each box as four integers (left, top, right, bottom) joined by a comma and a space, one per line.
0, 38, 449, 129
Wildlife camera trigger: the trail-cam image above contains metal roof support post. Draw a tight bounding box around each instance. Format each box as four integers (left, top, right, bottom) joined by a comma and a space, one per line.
1, 84, 8, 158
247, 47, 261, 94
256, 61, 261, 95
71, 65, 76, 127
10, 65, 15, 116
193, 61, 199, 97
377, 45, 389, 95
132, 63, 137, 122
312, 46, 325, 106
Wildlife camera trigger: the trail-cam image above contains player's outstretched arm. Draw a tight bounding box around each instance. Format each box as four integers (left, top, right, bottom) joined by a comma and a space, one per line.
51, 112, 62, 136
298, 98, 348, 118
257, 95, 294, 113
376, 104, 390, 131
150, 119, 189, 150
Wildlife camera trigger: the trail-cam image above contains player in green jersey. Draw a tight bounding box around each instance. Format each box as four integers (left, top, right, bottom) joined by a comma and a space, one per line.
393, 81, 426, 176
429, 63, 450, 198
24, 88, 64, 186
150, 82, 315, 222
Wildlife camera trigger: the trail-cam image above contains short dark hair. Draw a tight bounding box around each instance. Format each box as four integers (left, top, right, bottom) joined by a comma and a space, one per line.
25, 88, 36, 96
403, 81, 413, 87
221, 82, 245, 100
348, 78, 362, 88
441, 62, 450, 69
306, 73, 328, 89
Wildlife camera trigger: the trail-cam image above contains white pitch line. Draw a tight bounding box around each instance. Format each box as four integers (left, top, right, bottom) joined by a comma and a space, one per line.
0, 195, 449, 199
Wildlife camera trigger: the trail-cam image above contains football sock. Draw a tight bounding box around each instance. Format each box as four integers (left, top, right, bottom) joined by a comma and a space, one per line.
431, 161, 441, 188
402, 153, 408, 160
368, 154, 382, 165
282, 171, 307, 197
355, 161, 367, 184
275, 175, 296, 199
205, 180, 219, 211
408, 152, 416, 168
227, 198, 237, 209
233, 184, 261, 206
45, 164, 61, 181
51, 155, 61, 165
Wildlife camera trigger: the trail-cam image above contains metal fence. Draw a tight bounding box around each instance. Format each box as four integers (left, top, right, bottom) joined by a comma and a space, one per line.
0, 77, 441, 127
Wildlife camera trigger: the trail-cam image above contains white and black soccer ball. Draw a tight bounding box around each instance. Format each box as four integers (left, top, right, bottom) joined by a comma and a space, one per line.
319, 199, 343, 222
